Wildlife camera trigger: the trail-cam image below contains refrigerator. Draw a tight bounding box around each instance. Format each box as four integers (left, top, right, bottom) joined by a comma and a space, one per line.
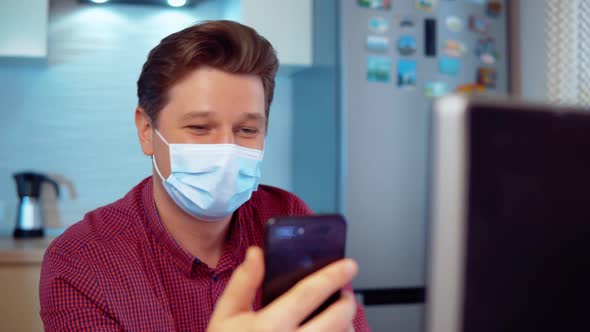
290, 0, 509, 330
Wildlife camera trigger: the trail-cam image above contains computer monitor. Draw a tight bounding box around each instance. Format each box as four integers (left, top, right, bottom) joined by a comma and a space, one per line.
426, 95, 590, 332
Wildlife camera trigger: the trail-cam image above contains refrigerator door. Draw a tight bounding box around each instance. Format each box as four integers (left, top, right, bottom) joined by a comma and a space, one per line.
340, 0, 509, 299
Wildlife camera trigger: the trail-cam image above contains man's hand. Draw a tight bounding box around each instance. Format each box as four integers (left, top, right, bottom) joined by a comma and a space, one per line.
207, 246, 358, 332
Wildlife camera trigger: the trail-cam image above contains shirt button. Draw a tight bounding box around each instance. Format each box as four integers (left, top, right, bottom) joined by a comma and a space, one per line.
213, 275, 219, 282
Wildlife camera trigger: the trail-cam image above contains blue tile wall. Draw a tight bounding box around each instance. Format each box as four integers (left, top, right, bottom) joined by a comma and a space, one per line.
0, 0, 293, 230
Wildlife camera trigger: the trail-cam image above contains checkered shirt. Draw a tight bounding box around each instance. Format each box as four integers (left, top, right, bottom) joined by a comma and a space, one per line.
40, 177, 370, 331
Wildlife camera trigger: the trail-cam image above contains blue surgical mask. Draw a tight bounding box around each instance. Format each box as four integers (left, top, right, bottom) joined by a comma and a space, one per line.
152, 130, 263, 221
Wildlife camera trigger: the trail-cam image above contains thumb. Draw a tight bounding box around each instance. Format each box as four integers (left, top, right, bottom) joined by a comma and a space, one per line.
211, 246, 264, 319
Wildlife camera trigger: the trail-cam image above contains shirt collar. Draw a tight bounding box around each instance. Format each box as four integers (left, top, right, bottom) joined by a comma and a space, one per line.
141, 177, 247, 278
222, 206, 248, 272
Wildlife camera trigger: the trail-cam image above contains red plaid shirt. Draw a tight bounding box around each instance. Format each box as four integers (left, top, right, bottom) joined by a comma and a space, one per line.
40, 177, 370, 331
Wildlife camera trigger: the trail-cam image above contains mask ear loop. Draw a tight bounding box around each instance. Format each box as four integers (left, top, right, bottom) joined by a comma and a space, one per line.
152, 157, 167, 182
152, 129, 170, 182
154, 129, 170, 146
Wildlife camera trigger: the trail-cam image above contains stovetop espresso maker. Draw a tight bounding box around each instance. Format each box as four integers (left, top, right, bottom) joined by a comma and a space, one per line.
13, 172, 60, 238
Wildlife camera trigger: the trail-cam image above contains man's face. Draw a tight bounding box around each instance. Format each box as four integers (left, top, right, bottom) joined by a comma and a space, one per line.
137, 66, 266, 176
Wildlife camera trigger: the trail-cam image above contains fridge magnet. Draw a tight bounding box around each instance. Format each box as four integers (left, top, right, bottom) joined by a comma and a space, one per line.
398, 15, 416, 30
480, 53, 498, 65
397, 35, 417, 56
369, 17, 389, 33
477, 67, 497, 88
469, 15, 490, 34
455, 83, 485, 94
366, 35, 390, 52
358, 0, 392, 10
486, 1, 503, 18
424, 18, 437, 57
443, 40, 467, 57
367, 56, 392, 82
397, 59, 417, 88
475, 37, 499, 65
415, 0, 437, 12
439, 57, 461, 76
445, 16, 464, 32
424, 81, 449, 97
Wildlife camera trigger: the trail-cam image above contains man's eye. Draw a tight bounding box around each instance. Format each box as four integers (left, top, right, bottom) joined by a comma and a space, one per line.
188, 125, 209, 131
239, 127, 259, 135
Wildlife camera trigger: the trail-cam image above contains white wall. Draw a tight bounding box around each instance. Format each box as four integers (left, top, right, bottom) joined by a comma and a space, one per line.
519, 0, 548, 101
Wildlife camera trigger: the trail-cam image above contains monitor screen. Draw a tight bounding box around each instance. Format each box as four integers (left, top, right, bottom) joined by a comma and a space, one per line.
462, 103, 590, 331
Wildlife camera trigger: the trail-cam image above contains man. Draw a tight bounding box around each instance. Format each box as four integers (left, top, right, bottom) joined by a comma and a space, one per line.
40, 20, 370, 331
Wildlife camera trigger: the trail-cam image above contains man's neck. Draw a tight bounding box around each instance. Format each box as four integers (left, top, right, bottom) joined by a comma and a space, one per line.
152, 178, 232, 269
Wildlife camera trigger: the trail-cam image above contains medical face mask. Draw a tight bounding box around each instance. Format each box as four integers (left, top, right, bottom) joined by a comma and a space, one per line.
152, 130, 263, 221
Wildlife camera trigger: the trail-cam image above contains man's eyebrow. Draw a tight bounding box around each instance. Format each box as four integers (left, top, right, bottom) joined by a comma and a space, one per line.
180, 111, 214, 121
240, 113, 266, 122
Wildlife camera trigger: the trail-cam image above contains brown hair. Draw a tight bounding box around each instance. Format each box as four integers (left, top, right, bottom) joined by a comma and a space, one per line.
137, 20, 279, 126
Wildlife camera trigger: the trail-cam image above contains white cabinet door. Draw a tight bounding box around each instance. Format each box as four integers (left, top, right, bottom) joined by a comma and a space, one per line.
239, 0, 312, 67
0, 0, 48, 58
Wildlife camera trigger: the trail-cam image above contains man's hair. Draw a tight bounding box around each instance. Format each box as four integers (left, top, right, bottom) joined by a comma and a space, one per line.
137, 20, 279, 126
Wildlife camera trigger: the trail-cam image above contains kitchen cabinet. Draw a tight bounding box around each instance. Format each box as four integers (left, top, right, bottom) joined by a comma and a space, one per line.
0, 0, 313, 65
0, 238, 52, 332
0, 0, 48, 58
227, 0, 313, 69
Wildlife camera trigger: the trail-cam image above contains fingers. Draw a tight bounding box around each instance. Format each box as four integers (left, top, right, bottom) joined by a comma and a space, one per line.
260, 259, 358, 327
211, 246, 264, 320
297, 291, 357, 332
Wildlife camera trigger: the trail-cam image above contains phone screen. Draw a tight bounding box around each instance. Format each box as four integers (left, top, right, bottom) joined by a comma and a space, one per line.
261, 215, 347, 324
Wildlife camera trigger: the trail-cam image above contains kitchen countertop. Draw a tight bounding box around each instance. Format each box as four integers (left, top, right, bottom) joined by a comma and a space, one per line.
0, 237, 56, 264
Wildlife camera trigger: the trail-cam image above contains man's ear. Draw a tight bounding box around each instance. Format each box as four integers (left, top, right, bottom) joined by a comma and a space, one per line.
135, 107, 154, 156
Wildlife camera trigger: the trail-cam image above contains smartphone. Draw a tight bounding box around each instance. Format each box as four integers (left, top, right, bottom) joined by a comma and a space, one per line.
261, 214, 347, 324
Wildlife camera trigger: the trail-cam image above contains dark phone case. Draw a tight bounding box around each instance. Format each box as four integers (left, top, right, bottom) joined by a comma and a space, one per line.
261, 214, 347, 325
